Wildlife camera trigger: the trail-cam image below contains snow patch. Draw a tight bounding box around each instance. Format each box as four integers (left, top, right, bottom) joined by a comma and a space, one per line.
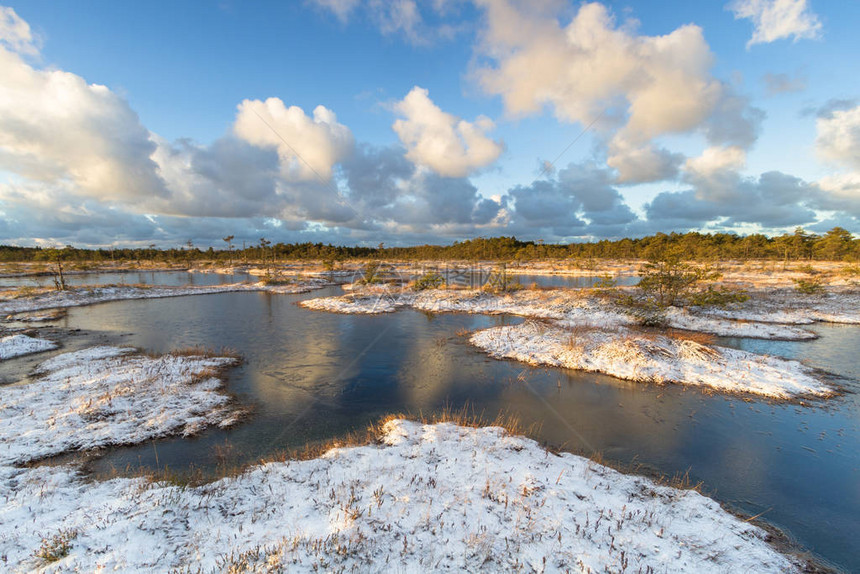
0, 280, 330, 316
470, 322, 832, 399
0, 346, 240, 465
0, 334, 57, 360
0, 420, 800, 572
301, 288, 826, 340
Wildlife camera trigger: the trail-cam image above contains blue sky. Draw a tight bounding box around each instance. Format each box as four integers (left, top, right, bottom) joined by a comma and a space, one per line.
0, 0, 858, 247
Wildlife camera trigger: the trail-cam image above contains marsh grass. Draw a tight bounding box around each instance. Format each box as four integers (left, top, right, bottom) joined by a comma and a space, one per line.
140, 345, 242, 360
119, 407, 539, 488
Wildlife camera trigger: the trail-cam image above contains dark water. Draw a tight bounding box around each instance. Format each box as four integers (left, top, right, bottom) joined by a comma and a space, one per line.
23, 288, 860, 571
0, 270, 252, 288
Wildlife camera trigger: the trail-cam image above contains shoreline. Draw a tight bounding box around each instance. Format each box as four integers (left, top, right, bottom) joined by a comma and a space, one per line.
0, 279, 331, 316
298, 286, 857, 398
0, 347, 814, 572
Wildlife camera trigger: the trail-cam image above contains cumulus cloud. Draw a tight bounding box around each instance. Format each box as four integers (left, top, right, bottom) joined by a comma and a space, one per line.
474, 1, 762, 184
607, 141, 684, 183
729, 0, 822, 48
813, 174, 860, 215
505, 161, 637, 237
648, 166, 818, 228
0, 28, 167, 203
684, 146, 747, 178
392, 86, 504, 177
815, 103, 860, 170
339, 143, 505, 232
812, 104, 860, 218
233, 98, 354, 181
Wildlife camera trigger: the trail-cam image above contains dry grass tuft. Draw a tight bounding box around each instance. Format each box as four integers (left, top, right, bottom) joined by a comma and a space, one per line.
166, 346, 242, 360
664, 328, 716, 346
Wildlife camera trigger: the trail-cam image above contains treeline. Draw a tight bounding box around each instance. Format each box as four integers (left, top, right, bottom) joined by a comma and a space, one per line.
1, 227, 857, 263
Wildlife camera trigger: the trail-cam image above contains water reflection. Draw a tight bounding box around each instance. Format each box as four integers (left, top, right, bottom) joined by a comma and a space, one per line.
39, 290, 858, 572
0, 270, 252, 288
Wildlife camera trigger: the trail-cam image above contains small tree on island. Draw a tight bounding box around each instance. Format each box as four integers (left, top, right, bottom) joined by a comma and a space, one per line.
222, 235, 235, 266
43, 246, 71, 291
638, 253, 720, 307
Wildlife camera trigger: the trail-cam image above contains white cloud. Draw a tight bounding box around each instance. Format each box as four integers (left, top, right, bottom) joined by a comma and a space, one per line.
233, 98, 354, 181
0, 25, 166, 203
815, 173, 860, 214
684, 146, 747, 177
476, 2, 719, 132
474, 1, 761, 184
729, 0, 822, 48
392, 86, 503, 177
0, 6, 38, 55
816, 104, 860, 170
607, 140, 683, 184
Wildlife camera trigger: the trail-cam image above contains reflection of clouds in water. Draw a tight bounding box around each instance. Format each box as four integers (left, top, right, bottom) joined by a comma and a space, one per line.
256, 312, 356, 407
396, 324, 460, 407
54, 291, 860, 571
497, 372, 697, 459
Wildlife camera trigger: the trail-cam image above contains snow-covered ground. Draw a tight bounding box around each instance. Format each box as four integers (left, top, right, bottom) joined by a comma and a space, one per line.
0, 414, 801, 572
0, 347, 241, 466
663, 307, 816, 340
698, 288, 860, 326
470, 322, 832, 399
301, 288, 823, 340
0, 279, 329, 316
299, 288, 840, 398
0, 334, 57, 360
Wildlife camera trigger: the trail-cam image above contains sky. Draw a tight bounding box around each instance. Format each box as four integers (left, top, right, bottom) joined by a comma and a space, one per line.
0, 0, 858, 248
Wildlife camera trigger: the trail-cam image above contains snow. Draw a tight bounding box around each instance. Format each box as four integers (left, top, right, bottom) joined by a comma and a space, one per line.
0, 346, 241, 466
470, 322, 832, 399
300, 288, 838, 397
0, 334, 57, 360
663, 307, 816, 340
300, 291, 410, 314
0, 419, 800, 573
699, 289, 860, 326
301, 288, 825, 340
0, 279, 329, 316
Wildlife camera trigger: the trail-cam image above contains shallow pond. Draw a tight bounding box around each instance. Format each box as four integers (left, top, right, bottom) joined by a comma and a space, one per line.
0, 270, 253, 288
13, 287, 860, 571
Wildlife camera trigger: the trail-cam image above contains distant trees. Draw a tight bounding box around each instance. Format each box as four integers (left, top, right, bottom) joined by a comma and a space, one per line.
0, 227, 857, 264
815, 227, 853, 260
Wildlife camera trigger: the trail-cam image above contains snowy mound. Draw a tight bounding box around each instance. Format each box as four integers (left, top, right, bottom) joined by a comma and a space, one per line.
0, 333, 57, 360
0, 346, 241, 465
0, 420, 800, 572
471, 322, 832, 399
